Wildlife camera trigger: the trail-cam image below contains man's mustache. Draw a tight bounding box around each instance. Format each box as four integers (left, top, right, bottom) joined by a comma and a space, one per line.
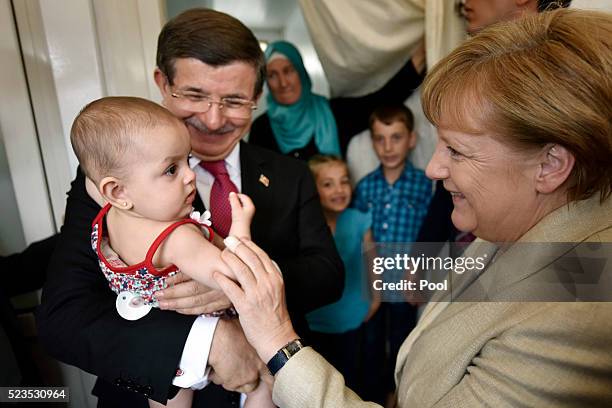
185, 117, 236, 136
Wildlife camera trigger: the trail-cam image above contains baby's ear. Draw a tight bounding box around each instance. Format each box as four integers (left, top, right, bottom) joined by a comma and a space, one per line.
100, 176, 133, 210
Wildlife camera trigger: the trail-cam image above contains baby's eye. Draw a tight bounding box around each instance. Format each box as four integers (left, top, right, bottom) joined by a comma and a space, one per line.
165, 165, 177, 176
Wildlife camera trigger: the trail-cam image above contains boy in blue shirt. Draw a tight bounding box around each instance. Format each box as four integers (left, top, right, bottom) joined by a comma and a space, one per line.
353, 103, 433, 404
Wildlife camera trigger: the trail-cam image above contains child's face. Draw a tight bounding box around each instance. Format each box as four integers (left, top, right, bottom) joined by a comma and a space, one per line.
371, 119, 416, 172
314, 162, 352, 214
123, 122, 196, 221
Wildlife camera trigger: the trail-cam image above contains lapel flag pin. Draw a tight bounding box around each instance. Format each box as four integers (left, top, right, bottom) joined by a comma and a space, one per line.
259, 174, 270, 187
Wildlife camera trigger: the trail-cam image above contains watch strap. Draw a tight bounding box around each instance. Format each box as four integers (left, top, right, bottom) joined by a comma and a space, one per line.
266, 338, 307, 375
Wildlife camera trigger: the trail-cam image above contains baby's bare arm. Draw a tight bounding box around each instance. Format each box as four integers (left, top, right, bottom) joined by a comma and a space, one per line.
159, 224, 237, 289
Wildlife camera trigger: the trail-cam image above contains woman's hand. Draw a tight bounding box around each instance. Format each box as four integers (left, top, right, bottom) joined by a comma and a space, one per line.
155, 272, 232, 315
213, 237, 298, 363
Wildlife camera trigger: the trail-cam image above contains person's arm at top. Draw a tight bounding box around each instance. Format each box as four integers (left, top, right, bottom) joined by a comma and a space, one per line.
331, 39, 427, 154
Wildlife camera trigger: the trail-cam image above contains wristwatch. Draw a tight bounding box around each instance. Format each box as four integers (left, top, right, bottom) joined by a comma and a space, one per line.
266, 338, 307, 375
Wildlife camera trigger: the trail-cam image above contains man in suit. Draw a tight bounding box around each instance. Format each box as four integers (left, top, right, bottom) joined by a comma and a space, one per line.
37, 8, 343, 407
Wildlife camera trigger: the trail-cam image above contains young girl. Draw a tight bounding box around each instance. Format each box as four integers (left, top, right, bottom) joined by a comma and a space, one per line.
70, 96, 274, 408
305, 155, 378, 398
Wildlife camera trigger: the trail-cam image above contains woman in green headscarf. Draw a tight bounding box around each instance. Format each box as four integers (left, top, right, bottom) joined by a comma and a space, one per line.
249, 41, 424, 161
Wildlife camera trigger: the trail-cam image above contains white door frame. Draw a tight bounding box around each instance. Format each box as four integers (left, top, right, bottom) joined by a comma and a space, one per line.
7, 0, 164, 234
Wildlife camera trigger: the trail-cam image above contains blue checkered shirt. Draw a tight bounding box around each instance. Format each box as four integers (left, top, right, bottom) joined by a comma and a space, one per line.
353, 163, 433, 300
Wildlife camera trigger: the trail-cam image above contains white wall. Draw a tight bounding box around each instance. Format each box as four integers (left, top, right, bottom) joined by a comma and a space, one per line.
8, 0, 164, 231
1, 1, 165, 406
0, 0, 55, 248
13, 0, 103, 229
0, 0, 26, 254
284, 4, 329, 97
0, 128, 26, 254
572, 0, 612, 11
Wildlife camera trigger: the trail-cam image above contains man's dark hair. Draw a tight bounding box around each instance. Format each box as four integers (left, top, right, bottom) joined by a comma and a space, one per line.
368, 104, 415, 133
537, 0, 571, 12
156, 8, 266, 98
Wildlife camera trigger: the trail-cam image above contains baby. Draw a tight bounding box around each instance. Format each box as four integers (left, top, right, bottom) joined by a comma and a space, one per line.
70, 96, 273, 408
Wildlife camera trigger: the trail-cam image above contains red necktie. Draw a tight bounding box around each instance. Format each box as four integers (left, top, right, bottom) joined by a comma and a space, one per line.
200, 160, 238, 238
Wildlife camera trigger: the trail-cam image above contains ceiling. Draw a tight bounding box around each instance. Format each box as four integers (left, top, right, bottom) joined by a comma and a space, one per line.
166, 0, 298, 30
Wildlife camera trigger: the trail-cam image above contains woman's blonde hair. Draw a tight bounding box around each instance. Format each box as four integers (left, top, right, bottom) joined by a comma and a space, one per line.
422, 8, 612, 202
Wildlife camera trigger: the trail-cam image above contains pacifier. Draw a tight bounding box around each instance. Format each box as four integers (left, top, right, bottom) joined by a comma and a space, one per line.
115, 291, 152, 320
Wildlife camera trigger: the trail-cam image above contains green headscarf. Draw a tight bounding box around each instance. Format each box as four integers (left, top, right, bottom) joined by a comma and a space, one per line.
265, 41, 340, 156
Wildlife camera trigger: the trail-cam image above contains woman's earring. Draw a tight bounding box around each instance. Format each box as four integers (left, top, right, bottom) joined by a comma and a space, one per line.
123, 202, 129, 207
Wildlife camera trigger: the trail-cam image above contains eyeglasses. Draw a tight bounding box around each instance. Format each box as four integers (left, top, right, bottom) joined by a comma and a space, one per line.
170, 90, 257, 119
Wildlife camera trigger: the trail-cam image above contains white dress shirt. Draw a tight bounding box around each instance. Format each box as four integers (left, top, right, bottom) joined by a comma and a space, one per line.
172, 143, 242, 390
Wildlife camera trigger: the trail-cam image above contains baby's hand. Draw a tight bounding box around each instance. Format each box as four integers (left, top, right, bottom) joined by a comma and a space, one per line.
244, 375, 275, 408
229, 192, 255, 240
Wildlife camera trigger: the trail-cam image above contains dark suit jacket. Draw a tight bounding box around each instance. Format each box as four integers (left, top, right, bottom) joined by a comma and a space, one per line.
37, 142, 343, 407
1, 234, 58, 387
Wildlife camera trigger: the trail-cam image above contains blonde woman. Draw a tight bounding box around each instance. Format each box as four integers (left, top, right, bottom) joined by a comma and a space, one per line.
215, 8, 612, 407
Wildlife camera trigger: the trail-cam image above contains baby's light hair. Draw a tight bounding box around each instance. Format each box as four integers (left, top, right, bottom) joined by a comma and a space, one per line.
70, 96, 182, 183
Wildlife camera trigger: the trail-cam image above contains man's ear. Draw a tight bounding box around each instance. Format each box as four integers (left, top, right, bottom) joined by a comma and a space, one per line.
99, 176, 133, 210
253, 91, 263, 105
535, 144, 575, 194
154, 68, 170, 96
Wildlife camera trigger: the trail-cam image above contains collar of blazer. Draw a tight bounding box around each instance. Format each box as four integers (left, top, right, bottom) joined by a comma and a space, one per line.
463, 195, 612, 302
419, 195, 612, 334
